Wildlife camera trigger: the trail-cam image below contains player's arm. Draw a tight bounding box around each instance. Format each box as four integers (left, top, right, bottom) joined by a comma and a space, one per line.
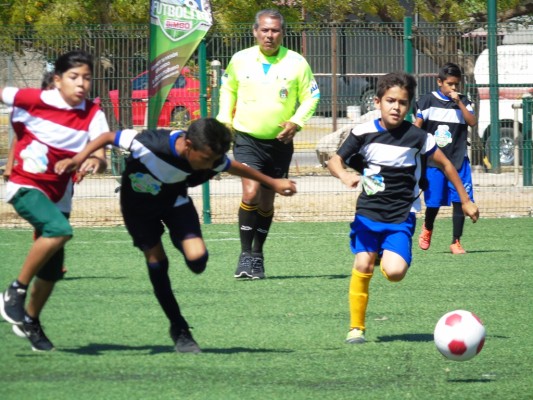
449, 91, 477, 127
429, 148, 479, 222
216, 62, 238, 127
413, 117, 424, 128
327, 154, 361, 189
3, 135, 17, 182
55, 131, 116, 175
226, 160, 296, 196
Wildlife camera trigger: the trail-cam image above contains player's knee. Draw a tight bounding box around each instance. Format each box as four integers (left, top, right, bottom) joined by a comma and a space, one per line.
380, 264, 406, 282
186, 251, 208, 274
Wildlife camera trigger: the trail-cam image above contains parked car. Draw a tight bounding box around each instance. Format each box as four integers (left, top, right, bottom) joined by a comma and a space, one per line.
314, 74, 377, 117
107, 68, 200, 127
473, 41, 533, 166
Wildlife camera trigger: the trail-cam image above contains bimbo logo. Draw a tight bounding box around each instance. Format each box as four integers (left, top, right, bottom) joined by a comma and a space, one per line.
151, 0, 211, 41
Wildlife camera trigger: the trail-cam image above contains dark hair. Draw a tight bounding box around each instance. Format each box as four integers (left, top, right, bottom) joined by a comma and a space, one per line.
254, 9, 285, 31
438, 62, 462, 81
186, 118, 232, 156
54, 50, 94, 76
41, 71, 55, 90
376, 72, 417, 103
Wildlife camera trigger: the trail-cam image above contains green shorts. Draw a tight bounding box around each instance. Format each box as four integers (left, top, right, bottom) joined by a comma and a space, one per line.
10, 188, 72, 282
10, 188, 73, 238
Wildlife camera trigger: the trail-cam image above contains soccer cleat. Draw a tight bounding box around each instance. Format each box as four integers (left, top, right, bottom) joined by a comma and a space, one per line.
16, 320, 55, 352
345, 328, 366, 344
0, 285, 27, 325
418, 224, 433, 250
234, 252, 253, 278
251, 253, 265, 280
450, 240, 467, 254
12, 324, 27, 338
169, 325, 201, 354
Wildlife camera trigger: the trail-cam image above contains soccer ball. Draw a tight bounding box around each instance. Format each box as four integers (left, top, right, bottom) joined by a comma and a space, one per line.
434, 310, 486, 361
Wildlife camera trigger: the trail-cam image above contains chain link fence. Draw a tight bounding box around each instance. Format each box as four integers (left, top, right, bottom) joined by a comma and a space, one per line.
1, 20, 532, 227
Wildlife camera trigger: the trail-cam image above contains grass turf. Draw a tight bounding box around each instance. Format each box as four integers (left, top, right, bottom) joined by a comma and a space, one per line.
0, 218, 532, 399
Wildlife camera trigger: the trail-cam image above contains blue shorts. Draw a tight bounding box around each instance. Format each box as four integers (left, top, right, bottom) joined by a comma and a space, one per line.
423, 158, 474, 207
349, 213, 416, 266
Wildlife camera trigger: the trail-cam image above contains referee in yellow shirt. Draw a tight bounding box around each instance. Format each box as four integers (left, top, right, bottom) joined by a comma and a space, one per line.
217, 8, 320, 279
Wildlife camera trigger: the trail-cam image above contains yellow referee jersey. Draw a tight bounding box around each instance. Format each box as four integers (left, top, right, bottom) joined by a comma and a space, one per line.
217, 45, 320, 140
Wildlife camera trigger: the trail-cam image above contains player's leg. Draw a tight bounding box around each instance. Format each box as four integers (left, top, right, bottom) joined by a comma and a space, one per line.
233, 132, 262, 279
166, 200, 208, 276
17, 245, 68, 351
346, 215, 380, 344
122, 205, 200, 353
419, 167, 447, 250
249, 138, 292, 279
449, 158, 474, 254
248, 186, 276, 279
1, 189, 71, 327
380, 213, 415, 282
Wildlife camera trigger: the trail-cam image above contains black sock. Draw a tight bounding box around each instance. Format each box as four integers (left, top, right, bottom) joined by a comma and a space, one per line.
24, 313, 37, 325
252, 207, 273, 254
452, 202, 465, 243
11, 280, 28, 291
424, 207, 439, 231
238, 202, 257, 253
146, 259, 187, 328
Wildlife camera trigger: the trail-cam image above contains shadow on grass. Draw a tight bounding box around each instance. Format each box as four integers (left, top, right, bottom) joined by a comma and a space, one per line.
259, 274, 349, 280
63, 276, 128, 282
60, 343, 293, 356
447, 378, 494, 383
202, 347, 293, 354
376, 333, 433, 342
61, 343, 170, 355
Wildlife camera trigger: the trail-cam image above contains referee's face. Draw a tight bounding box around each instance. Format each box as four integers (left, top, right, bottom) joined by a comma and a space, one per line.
254, 16, 283, 57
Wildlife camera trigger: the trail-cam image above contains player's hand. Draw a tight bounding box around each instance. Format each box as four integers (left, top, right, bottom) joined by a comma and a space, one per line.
2, 168, 11, 182
462, 201, 479, 223
340, 171, 361, 189
79, 156, 106, 175
274, 179, 297, 196
55, 159, 79, 175
276, 121, 300, 144
448, 90, 461, 104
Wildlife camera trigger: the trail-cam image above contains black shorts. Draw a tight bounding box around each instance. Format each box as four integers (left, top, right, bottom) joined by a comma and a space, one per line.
233, 131, 293, 179
121, 196, 202, 251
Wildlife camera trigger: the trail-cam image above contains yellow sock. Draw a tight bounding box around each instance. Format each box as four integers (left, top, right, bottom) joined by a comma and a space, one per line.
348, 269, 373, 331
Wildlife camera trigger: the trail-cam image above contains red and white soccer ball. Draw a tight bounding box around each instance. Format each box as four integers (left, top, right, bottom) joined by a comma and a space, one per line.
434, 310, 486, 361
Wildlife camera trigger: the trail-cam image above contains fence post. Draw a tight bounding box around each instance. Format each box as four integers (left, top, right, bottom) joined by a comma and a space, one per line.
487, 0, 501, 173
404, 17, 413, 122
523, 97, 533, 186
210, 60, 221, 118
199, 39, 212, 224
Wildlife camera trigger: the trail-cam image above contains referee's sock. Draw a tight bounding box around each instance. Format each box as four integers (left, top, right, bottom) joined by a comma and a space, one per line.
238, 202, 257, 253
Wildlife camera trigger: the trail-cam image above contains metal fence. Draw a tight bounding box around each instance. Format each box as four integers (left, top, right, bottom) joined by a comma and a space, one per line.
1, 20, 532, 227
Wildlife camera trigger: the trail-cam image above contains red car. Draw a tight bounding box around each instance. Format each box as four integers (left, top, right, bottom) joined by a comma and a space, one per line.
107, 68, 200, 128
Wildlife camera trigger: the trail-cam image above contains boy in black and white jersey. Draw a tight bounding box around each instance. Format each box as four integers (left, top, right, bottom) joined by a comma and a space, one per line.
415, 63, 477, 254
327, 72, 479, 344
56, 118, 297, 353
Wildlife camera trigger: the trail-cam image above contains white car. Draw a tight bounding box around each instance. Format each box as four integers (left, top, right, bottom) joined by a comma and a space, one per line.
473, 42, 533, 166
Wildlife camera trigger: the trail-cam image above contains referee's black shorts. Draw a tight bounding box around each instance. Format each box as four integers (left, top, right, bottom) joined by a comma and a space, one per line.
233, 131, 293, 179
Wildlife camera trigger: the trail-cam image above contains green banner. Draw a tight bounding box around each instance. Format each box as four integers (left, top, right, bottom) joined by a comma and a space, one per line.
148, 0, 213, 129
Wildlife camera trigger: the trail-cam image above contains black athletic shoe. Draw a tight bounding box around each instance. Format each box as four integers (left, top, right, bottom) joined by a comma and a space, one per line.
169, 325, 201, 354
17, 320, 55, 352
234, 252, 253, 278
251, 253, 265, 280
0, 285, 27, 325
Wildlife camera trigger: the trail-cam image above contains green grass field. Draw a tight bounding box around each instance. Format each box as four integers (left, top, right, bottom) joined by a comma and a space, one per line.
0, 218, 532, 399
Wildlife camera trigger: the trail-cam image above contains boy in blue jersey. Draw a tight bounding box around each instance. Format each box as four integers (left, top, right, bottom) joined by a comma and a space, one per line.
415, 63, 477, 254
56, 118, 297, 353
327, 72, 479, 344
